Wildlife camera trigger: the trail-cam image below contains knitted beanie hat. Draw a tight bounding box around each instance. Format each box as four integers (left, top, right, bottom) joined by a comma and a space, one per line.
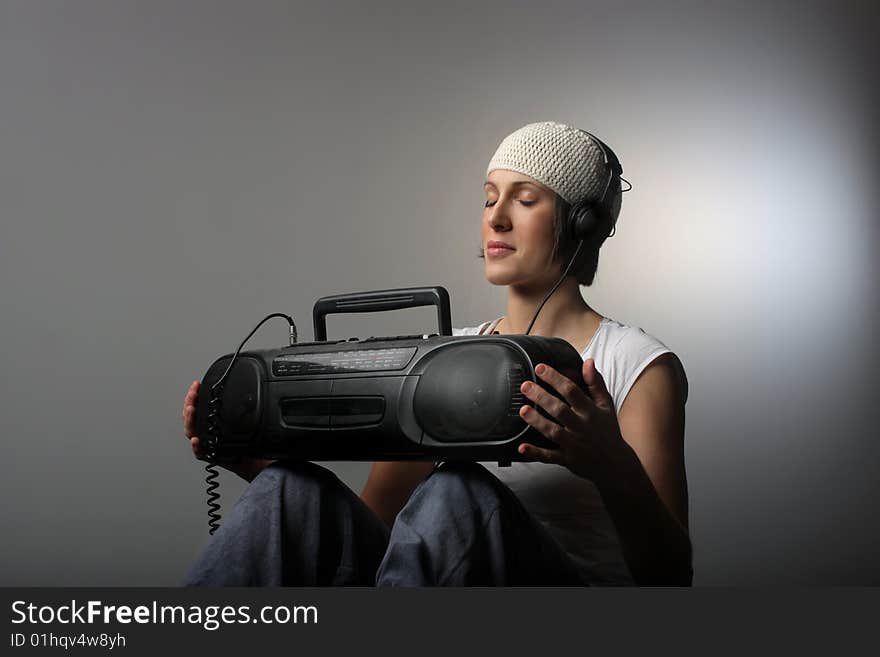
486, 121, 611, 206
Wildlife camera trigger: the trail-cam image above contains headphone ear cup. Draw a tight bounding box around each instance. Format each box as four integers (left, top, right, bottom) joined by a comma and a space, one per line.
568, 202, 598, 241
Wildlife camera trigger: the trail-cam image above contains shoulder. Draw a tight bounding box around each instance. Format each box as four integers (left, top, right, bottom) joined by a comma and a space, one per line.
598, 318, 669, 355
586, 318, 688, 413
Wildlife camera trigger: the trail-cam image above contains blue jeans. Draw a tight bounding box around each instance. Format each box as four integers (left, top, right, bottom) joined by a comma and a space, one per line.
181, 460, 587, 586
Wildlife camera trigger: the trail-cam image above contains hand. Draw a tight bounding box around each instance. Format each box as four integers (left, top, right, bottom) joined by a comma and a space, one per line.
181, 380, 275, 482
517, 359, 627, 481
182, 380, 209, 461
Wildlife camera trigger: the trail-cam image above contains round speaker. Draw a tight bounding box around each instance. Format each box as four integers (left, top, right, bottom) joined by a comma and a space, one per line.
197, 356, 262, 442
412, 343, 526, 443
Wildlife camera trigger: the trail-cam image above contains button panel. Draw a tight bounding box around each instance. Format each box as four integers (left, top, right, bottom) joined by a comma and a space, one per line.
273, 346, 418, 376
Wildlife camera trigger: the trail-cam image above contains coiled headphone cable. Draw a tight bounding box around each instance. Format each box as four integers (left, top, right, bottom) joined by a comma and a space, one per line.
203, 313, 297, 535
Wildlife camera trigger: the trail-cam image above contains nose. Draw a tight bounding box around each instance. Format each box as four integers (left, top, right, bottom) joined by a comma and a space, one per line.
487, 198, 512, 232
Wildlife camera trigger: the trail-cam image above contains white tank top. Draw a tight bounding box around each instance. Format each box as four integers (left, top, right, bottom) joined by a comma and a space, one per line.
452, 316, 688, 585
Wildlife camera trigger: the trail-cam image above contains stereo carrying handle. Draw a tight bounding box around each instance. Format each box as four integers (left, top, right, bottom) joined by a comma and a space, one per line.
312, 286, 452, 341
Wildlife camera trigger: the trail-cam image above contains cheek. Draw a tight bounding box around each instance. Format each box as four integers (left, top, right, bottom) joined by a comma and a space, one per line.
524, 219, 555, 249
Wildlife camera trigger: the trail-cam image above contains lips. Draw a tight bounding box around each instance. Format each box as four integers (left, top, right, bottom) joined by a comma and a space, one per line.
486, 240, 516, 258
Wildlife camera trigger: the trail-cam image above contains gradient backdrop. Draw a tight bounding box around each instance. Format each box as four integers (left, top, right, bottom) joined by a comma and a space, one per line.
1, 0, 878, 585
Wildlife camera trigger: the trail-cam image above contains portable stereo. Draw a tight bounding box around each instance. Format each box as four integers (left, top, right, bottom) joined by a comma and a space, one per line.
195, 286, 587, 469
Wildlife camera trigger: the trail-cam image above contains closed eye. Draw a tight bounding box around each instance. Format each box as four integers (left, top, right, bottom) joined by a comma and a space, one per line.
484, 200, 535, 207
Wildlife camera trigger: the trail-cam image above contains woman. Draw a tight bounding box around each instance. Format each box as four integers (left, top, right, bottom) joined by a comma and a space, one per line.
181, 121, 692, 586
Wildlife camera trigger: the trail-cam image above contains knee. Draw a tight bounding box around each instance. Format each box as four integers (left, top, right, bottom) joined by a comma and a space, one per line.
429, 460, 496, 486
409, 461, 506, 511
247, 460, 344, 500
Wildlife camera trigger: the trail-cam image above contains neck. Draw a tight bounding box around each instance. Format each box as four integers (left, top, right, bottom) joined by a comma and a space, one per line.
499, 275, 600, 336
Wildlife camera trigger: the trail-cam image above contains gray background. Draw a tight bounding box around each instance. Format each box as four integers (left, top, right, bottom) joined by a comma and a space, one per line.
1, 0, 877, 585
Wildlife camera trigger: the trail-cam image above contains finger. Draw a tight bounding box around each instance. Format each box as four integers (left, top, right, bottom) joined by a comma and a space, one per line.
184, 405, 196, 437
533, 363, 593, 416
520, 379, 580, 427
517, 442, 565, 466
185, 383, 200, 403
191, 436, 206, 460
183, 392, 197, 420
519, 404, 572, 449
582, 358, 614, 412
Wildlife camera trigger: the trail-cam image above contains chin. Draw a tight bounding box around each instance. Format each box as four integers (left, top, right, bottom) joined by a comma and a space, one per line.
484, 266, 520, 287
485, 276, 508, 286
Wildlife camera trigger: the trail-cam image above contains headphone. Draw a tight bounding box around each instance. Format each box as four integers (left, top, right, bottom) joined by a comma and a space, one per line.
522, 131, 626, 335
566, 132, 625, 242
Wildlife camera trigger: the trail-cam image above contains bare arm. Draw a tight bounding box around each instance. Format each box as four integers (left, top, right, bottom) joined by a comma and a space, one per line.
518, 352, 691, 585
593, 352, 692, 585
360, 461, 437, 529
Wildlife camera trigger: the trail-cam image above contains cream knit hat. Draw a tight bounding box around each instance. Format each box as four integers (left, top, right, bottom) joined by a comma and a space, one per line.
486, 121, 610, 206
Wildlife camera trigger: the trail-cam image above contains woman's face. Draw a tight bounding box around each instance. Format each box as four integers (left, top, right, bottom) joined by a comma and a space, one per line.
482, 169, 558, 289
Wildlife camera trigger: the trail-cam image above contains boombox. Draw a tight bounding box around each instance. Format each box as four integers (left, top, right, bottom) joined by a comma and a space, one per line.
195, 286, 588, 468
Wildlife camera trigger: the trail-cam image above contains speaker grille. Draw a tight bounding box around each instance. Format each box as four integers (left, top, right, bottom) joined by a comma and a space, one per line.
413, 343, 528, 442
